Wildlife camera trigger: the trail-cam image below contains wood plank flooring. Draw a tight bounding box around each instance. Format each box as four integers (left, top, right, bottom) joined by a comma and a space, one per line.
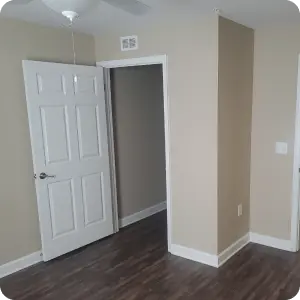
1, 212, 300, 299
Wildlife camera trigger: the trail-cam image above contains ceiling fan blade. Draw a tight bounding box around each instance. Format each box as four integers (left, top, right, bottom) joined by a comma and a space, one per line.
101, 0, 150, 15
8, 0, 33, 4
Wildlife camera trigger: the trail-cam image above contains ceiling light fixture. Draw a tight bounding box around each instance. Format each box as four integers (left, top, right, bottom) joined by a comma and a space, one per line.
0, 0, 12, 11
40, 0, 99, 65
41, 0, 98, 21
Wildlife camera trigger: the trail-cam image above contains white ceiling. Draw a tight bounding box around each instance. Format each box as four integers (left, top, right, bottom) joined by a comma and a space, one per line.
1, 0, 300, 35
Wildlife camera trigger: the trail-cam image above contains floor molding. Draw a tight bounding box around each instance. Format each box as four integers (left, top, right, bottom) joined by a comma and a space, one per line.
171, 234, 250, 269
171, 232, 293, 269
170, 244, 219, 268
249, 232, 293, 252
119, 202, 167, 228
218, 234, 250, 267
0, 251, 42, 279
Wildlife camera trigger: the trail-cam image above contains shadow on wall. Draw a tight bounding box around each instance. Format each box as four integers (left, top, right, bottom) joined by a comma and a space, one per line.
110, 65, 166, 220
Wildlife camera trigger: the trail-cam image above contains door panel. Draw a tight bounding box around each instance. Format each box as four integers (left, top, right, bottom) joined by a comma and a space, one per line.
82, 173, 105, 226
48, 180, 76, 238
23, 61, 114, 261
74, 75, 97, 96
76, 105, 101, 159
37, 73, 67, 96
41, 106, 70, 164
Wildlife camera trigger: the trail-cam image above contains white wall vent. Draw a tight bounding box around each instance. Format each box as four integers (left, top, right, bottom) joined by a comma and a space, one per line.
120, 35, 138, 51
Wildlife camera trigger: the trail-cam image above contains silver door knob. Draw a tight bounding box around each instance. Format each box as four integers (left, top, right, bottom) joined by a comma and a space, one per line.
39, 172, 56, 180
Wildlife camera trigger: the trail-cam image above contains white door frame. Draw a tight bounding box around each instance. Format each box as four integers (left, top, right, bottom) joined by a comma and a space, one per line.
97, 55, 172, 251
291, 55, 300, 252
102, 66, 120, 234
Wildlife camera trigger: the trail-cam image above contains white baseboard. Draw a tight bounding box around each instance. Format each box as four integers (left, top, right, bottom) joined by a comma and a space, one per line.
249, 232, 293, 251
0, 251, 42, 279
171, 232, 293, 269
171, 234, 250, 268
119, 202, 167, 228
170, 244, 219, 267
218, 234, 250, 267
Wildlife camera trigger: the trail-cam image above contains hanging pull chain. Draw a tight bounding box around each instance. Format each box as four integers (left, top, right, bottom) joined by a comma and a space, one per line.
71, 30, 76, 65
69, 21, 76, 65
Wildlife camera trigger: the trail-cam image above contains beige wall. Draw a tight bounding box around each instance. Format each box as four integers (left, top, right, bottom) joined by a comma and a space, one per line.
251, 24, 300, 240
111, 65, 166, 218
3, 11, 289, 265
0, 17, 96, 265
217, 17, 254, 253
95, 14, 219, 254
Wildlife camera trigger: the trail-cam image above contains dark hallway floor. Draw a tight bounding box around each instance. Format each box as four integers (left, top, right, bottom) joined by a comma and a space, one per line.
1, 212, 300, 299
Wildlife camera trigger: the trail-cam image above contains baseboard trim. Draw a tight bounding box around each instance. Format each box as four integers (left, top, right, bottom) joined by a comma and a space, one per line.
218, 234, 250, 267
249, 232, 293, 252
170, 244, 219, 268
0, 251, 42, 279
170, 233, 292, 269
171, 234, 250, 269
119, 202, 167, 228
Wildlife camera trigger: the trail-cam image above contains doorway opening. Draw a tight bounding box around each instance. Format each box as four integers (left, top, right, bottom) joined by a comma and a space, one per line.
98, 56, 171, 250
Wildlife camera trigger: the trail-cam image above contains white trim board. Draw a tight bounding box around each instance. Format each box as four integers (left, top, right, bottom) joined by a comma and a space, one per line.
0, 251, 42, 279
218, 234, 250, 267
99, 56, 165, 68
97, 55, 172, 252
170, 244, 219, 268
250, 232, 293, 252
103, 67, 119, 234
290, 54, 300, 252
170, 234, 250, 268
119, 202, 167, 228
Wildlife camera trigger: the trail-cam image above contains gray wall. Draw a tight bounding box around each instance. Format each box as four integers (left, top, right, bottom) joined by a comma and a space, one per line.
111, 65, 166, 219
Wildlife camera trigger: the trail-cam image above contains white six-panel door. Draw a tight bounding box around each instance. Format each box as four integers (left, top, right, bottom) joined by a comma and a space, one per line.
22, 61, 114, 261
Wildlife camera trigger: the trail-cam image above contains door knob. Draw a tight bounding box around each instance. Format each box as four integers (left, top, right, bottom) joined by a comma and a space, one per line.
39, 172, 56, 180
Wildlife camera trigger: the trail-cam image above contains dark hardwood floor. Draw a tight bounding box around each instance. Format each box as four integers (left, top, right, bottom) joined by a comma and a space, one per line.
1, 212, 300, 299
